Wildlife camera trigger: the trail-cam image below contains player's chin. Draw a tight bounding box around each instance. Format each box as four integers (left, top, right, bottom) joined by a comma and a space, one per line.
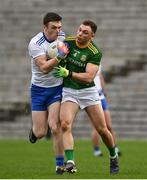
52, 34, 58, 40
77, 37, 83, 43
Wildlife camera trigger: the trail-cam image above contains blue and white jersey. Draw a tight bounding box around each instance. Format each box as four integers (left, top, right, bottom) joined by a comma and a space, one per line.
94, 64, 105, 100
28, 31, 66, 88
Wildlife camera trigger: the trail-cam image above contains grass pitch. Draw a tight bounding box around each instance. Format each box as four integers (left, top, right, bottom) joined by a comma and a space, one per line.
0, 139, 147, 179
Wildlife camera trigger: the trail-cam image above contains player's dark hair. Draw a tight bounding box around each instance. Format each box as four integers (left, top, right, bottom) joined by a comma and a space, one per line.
43, 12, 62, 26
82, 20, 97, 33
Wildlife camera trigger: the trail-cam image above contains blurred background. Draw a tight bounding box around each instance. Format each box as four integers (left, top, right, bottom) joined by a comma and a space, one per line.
0, 0, 147, 140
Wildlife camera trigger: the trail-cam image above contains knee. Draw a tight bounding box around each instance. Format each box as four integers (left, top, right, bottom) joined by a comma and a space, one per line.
61, 120, 71, 133
107, 126, 113, 133
50, 126, 58, 136
34, 128, 47, 139
49, 122, 60, 136
98, 127, 108, 137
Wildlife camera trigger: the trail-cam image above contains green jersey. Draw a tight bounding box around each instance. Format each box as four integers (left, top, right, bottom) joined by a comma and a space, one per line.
63, 36, 102, 89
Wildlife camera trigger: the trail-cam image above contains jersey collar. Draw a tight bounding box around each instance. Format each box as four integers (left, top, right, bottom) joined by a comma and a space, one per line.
43, 32, 55, 43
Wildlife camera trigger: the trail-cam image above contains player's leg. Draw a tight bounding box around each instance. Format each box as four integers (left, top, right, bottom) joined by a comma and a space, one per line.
86, 104, 114, 149
29, 110, 48, 143
91, 129, 103, 156
29, 84, 48, 143
91, 98, 106, 156
60, 101, 79, 173
104, 109, 121, 156
102, 97, 121, 156
48, 102, 63, 156
85, 104, 119, 173
44, 84, 64, 174
91, 97, 121, 156
101, 97, 117, 145
47, 101, 64, 174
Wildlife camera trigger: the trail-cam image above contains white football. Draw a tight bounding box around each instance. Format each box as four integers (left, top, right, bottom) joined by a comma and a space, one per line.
48, 41, 68, 59
48, 44, 58, 59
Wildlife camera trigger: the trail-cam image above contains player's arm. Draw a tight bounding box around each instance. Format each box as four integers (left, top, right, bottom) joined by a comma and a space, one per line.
35, 55, 59, 74
53, 47, 101, 82
72, 63, 99, 83
34, 42, 69, 74
73, 49, 102, 83
54, 63, 99, 84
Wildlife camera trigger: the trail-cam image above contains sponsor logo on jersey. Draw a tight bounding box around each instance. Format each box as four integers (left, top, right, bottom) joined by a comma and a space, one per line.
68, 57, 86, 68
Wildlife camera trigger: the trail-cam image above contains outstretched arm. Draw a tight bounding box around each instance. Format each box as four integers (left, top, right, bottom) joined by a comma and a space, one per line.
54, 63, 99, 84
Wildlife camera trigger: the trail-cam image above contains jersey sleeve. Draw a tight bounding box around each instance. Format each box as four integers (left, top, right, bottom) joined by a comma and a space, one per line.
58, 30, 66, 42
88, 50, 102, 65
28, 42, 45, 59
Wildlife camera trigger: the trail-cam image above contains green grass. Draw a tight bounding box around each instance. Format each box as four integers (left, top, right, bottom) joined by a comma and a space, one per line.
0, 139, 147, 179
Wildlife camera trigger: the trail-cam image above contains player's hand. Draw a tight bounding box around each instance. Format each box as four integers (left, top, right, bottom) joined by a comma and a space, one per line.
53, 66, 72, 77
56, 42, 69, 62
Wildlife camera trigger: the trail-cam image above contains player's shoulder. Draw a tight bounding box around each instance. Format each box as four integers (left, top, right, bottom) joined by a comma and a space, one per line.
29, 32, 45, 46
88, 41, 102, 55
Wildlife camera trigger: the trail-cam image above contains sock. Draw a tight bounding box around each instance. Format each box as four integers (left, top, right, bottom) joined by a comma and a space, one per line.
56, 155, 64, 167
94, 146, 100, 151
65, 149, 74, 161
115, 144, 121, 153
109, 147, 116, 157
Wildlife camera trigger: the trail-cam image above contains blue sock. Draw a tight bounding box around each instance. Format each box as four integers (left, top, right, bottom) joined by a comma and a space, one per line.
56, 156, 64, 167
94, 147, 100, 151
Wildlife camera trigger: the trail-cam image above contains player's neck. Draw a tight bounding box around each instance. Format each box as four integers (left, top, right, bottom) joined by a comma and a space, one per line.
43, 31, 56, 43
76, 39, 90, 48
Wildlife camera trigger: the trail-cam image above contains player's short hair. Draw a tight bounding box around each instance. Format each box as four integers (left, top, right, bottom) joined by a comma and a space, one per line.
82, 20, 97, 33
43, 12, 62, 26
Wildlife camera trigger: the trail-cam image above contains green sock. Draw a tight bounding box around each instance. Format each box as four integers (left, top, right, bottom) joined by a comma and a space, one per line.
65, 149, 74, 161
109, 147, 116, 157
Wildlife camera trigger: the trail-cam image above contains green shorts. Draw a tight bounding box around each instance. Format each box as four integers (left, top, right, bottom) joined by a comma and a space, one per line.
62, 86, 101, 109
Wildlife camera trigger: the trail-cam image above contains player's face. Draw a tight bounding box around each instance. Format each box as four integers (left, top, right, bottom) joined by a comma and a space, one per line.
76, 24, 94, 45
44, 21, 62, 41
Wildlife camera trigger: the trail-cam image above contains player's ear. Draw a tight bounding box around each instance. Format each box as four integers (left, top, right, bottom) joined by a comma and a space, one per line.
44, 25, 47, 31
44, 22, 50, 30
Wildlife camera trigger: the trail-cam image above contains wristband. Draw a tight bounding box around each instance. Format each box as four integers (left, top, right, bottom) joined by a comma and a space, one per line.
68, 71, 72, 77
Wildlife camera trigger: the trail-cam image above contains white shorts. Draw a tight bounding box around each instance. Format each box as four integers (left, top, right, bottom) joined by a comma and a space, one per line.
62, 86, 101, 109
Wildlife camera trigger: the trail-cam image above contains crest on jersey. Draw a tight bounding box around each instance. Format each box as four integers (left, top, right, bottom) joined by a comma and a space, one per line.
80, 55, 87, 62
